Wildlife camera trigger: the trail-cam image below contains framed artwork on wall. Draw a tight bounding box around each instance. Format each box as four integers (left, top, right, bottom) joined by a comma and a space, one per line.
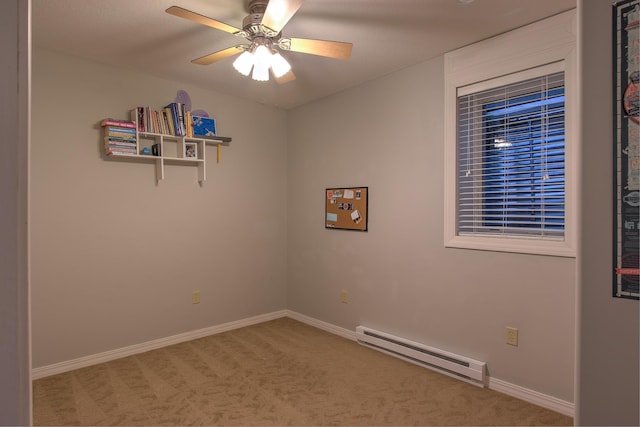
613, 0, 639, 299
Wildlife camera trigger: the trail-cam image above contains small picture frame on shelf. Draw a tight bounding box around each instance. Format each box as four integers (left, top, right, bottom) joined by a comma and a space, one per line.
185, 142, 197, 158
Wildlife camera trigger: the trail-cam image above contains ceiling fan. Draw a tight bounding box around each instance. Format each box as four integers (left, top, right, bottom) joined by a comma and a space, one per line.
166, 0, 353, 83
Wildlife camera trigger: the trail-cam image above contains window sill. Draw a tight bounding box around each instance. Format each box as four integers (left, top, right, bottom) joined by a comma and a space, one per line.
445, 234, 576, 258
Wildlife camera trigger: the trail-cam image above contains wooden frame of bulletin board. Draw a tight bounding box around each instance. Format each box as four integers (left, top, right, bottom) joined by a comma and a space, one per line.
325, 187, 368, 231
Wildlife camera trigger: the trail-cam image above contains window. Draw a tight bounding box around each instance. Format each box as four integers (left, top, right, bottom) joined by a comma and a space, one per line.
457, 71, 565, 238
443, 10, 576, 257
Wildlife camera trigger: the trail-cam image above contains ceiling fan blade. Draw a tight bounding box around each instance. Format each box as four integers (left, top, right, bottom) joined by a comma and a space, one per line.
166, 6, 241, 35
191, 46, 245, 65
275, 70, 296, 84
261, 0, 304, 34
288, 38, 353, 60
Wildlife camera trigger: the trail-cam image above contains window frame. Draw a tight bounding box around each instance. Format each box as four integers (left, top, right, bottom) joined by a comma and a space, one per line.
443, 10, 577, 257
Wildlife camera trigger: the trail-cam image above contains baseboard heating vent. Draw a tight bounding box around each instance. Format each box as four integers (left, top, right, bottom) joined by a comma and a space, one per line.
356, 326, 486, 387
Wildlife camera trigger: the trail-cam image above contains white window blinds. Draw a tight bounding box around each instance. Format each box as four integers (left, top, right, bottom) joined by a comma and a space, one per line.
456, 71, 565, 239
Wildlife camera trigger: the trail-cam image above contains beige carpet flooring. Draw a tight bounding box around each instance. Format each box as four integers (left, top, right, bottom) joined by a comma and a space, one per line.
33, 317, 572, 426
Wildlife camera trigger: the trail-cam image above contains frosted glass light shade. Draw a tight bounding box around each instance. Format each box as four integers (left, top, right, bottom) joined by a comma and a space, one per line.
252, 63, 270, 81
271, 52, 291, 78
253, 45, 272, 69
232, 51, 254, 76
252, 44, 272, 81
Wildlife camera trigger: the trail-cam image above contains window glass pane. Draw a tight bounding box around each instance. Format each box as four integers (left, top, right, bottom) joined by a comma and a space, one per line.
457, 72, 565, 238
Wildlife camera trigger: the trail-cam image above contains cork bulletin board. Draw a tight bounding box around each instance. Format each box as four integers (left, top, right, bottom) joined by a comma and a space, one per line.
325, 187, 368, 231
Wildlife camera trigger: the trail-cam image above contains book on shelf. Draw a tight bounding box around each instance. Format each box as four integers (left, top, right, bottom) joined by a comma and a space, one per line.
105, 131, 136, 138
163, 107, 176, 136
152, 110, 159, 133
131, 107, 145, 132
144, 107, 153, 133
105, 141, 136, 149
185, 110, 193, 137
162, 109, 171, 136
106, 150, 137, 156
101, 119, 136, 129
178, 103, 186, 136
105, 130, 136, 139
158, 110, 167, 135
106, 149, 137, 156
105, 132, 134, 140
105, 142, 137, 153
105, 139, 136, 147
164, 102, 186, 136
104, 125, 136, 134
139, 107, 162, 134
106, 136, 136, 143
143, 109, 151, 133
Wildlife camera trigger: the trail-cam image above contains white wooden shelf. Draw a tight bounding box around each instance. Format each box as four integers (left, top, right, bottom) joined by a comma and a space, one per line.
104, 128, 231, 185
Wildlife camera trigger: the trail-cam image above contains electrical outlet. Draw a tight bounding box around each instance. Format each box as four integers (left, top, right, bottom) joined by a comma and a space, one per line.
506, 327, 518, 346
192, 291, 200, 304
340, 290, 349, 304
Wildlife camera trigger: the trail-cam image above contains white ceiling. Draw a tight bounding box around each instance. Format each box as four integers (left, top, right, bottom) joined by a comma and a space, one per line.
32, 0, 575, 109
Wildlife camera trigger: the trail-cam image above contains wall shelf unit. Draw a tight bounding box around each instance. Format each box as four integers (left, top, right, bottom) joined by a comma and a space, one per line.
103, 120, 231, 184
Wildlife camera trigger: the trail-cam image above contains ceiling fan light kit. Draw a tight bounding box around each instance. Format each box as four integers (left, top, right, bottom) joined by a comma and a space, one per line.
231, 35, 292, 81
166, 0, 352, 84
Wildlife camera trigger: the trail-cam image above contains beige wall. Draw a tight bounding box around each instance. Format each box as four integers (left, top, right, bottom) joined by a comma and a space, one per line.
576, 0, 640, 425
30, 49, 288, 368
287, 57, 576, 401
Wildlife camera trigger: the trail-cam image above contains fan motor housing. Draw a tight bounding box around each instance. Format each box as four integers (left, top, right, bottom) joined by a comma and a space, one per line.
243, 12, 264, 32
243, 0, 279, 38
247, 0, 268, 14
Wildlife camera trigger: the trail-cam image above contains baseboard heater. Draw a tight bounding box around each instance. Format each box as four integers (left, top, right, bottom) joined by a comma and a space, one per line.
355, 326, 486, 387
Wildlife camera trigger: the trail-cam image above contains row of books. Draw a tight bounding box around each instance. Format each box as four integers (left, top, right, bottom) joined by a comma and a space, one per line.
131, 104, 218, 139
100, 105, 225, 157
101, 119, 137, 155
131, 103, 190, 137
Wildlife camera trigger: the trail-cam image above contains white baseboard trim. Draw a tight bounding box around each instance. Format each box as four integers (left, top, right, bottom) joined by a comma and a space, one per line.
31, 309, 575, 418
488, 377, 574, 418
285, 310, 356, 341
287, 311, 574, 418
32, 310, 287, 380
